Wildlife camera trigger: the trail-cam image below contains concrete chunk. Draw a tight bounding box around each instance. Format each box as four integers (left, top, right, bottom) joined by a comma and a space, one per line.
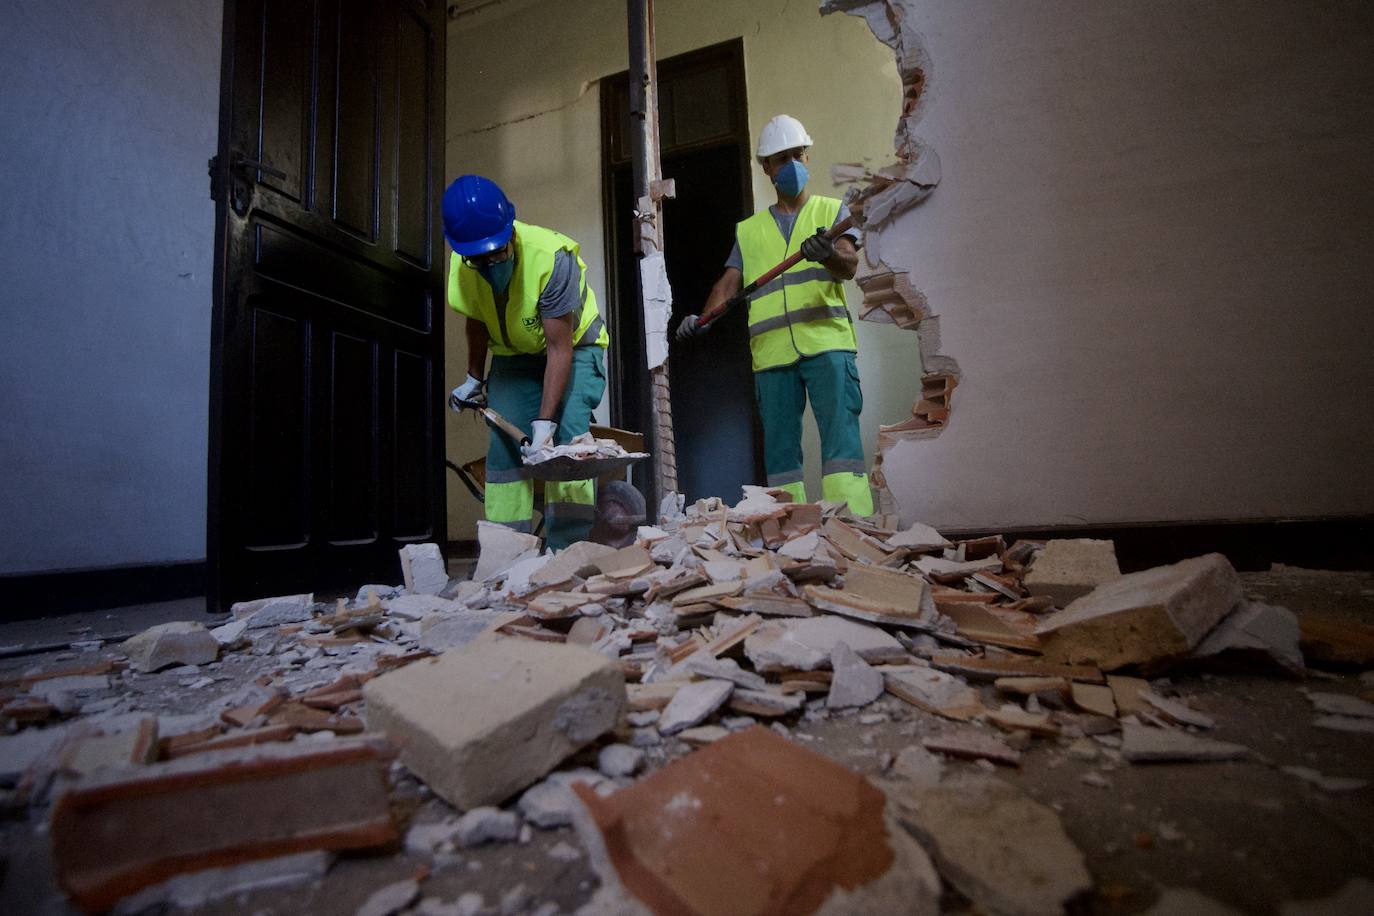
400, 543, 449, 595
121, 622, 219, 672
1023, 538, 1121, 608
363, 637, 625, 809
892, 776, 1091, 916
1035, 553, 1243, 670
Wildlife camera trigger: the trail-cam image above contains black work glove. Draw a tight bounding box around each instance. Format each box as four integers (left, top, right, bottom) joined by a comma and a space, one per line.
800, 228, 835, 263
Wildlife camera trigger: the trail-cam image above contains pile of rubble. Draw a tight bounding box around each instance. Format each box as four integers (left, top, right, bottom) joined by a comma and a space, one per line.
3, 488, 1372, 914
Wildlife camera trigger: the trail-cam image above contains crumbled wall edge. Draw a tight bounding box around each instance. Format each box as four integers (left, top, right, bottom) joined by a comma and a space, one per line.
823, 0, 960, 519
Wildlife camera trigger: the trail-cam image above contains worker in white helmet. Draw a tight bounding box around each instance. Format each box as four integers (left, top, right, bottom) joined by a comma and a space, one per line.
676, 114, 872, 515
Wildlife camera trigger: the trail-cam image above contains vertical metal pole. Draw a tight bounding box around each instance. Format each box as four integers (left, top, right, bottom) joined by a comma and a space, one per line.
627, 0, 678, 510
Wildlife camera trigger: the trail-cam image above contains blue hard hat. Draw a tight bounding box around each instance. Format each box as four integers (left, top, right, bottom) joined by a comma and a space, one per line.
441, 175, 516, 256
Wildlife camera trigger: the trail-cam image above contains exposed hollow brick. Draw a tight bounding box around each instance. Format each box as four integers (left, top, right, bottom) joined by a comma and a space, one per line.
856, 269, 930, 329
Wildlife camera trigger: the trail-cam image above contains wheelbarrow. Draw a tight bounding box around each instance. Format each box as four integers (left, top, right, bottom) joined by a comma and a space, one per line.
447, 418, 649, 547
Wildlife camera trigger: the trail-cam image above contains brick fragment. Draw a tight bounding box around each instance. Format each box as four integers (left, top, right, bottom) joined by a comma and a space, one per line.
50, 737, 397, 913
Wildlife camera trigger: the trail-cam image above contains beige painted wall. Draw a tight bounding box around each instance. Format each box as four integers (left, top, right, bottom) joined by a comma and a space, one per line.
446, 0, 1374, 539
445, 0, 904, 538
865, 0, 1374, 529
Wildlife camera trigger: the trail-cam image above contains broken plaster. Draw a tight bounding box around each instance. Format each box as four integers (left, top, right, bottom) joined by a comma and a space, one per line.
822, 0, 960, 518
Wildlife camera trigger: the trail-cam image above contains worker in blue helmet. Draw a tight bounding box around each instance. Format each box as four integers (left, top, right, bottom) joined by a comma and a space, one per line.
442, 175, 611, 549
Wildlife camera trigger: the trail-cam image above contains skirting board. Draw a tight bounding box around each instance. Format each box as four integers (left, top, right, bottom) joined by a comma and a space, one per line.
3, 561, 206, 622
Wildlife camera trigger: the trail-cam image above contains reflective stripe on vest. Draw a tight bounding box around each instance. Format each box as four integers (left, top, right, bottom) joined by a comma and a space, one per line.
737, 195, 855, 372
447, 221, 610, 356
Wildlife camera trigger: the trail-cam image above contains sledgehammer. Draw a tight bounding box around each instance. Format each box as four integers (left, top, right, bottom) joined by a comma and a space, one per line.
694, 214, 854, 331
455, 398, 529, 447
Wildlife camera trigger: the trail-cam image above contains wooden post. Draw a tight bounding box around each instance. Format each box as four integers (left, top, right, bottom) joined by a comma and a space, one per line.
627, 0, 678, 508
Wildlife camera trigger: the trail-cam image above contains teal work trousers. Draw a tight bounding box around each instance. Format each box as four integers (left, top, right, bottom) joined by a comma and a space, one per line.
753, 350, 874, 515
483, 348, 607, 550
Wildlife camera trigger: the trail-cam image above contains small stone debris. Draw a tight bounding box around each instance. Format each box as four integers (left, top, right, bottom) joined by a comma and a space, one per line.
922, 729, 1022, 767
400, 543, 449, 596
1312, 714, 1374, 735
3, 487, 1351, 914
1193, 600, 1305, 675
596, 743, 644, 778
827, 641, 886, 708
1280, 765, 1370, 793
1120, 722, 1248, 763
1305, 691, 1374, 719
657, 679, 734, 734
120, 622, 219, 673
454, 806, 521, 847
355, 878, 420, 916
1140, 690, 1216, 729
890, 744, 944, 785
232, 593, 315, 629
884, 665, 983, 720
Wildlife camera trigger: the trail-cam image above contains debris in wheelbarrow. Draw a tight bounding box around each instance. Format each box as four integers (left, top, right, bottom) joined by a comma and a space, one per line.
521, 432, 650, 482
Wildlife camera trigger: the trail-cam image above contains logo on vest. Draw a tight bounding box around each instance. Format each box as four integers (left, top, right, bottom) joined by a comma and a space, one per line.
522, 316, 541, 329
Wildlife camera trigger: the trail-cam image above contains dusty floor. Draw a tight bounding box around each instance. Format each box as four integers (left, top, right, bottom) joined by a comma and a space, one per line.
1, 567, 1371, 915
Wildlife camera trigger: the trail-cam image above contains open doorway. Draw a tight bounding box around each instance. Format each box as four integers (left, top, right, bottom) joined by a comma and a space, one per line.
600, 39, 762, 504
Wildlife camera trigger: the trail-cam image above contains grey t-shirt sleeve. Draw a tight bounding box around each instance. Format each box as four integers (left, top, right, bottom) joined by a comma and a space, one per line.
725, 238, 743, 271
537, 249, 581, 319
835, 203, 861, 247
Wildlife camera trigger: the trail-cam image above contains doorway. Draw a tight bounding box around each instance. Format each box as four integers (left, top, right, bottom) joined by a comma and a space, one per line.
600, 39, 762, 504
208, 0, 447, 610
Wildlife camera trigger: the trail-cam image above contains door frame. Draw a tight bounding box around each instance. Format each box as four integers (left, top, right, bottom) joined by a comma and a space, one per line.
598, 38, 756, 451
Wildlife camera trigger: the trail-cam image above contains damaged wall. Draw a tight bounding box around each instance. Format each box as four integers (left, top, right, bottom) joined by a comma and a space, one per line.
834, 0, 1374, 528
0, 1, 222, 574
444, 0, 911, 537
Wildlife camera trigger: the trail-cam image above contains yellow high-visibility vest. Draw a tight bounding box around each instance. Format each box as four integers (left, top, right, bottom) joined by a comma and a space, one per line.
447, 221, 608, 356
736, 195, 855, 372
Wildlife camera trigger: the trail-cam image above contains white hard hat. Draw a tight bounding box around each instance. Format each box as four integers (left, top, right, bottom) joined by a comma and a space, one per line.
756, 114, 813, 158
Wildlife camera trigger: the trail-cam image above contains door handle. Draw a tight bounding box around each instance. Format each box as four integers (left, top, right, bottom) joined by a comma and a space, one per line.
230, 153, 287, 181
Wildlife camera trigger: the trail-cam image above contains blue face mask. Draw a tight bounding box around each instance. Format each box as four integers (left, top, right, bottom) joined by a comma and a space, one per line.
478, 257, 515, 294
772, 159, 808, 197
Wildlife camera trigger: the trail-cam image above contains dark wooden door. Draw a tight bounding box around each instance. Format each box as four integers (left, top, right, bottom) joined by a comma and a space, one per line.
601, 39, 761, 504
208, 0, 446, 610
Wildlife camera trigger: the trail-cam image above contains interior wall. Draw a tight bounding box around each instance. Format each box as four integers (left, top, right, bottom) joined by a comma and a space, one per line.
867, 0, 1374, 528
0, 1, 222, 574
445, 0, 904, 538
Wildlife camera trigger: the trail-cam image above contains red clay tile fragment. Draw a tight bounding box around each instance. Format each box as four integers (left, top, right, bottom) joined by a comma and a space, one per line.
570, 726, 901, 915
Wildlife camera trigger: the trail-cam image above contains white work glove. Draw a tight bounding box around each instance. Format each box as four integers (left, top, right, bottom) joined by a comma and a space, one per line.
448, 374, 486, 412
675, 313, 708, 341
521, 418, 559, 459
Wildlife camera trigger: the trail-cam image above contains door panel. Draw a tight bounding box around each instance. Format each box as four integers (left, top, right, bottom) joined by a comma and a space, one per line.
210, 0, 445, 610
